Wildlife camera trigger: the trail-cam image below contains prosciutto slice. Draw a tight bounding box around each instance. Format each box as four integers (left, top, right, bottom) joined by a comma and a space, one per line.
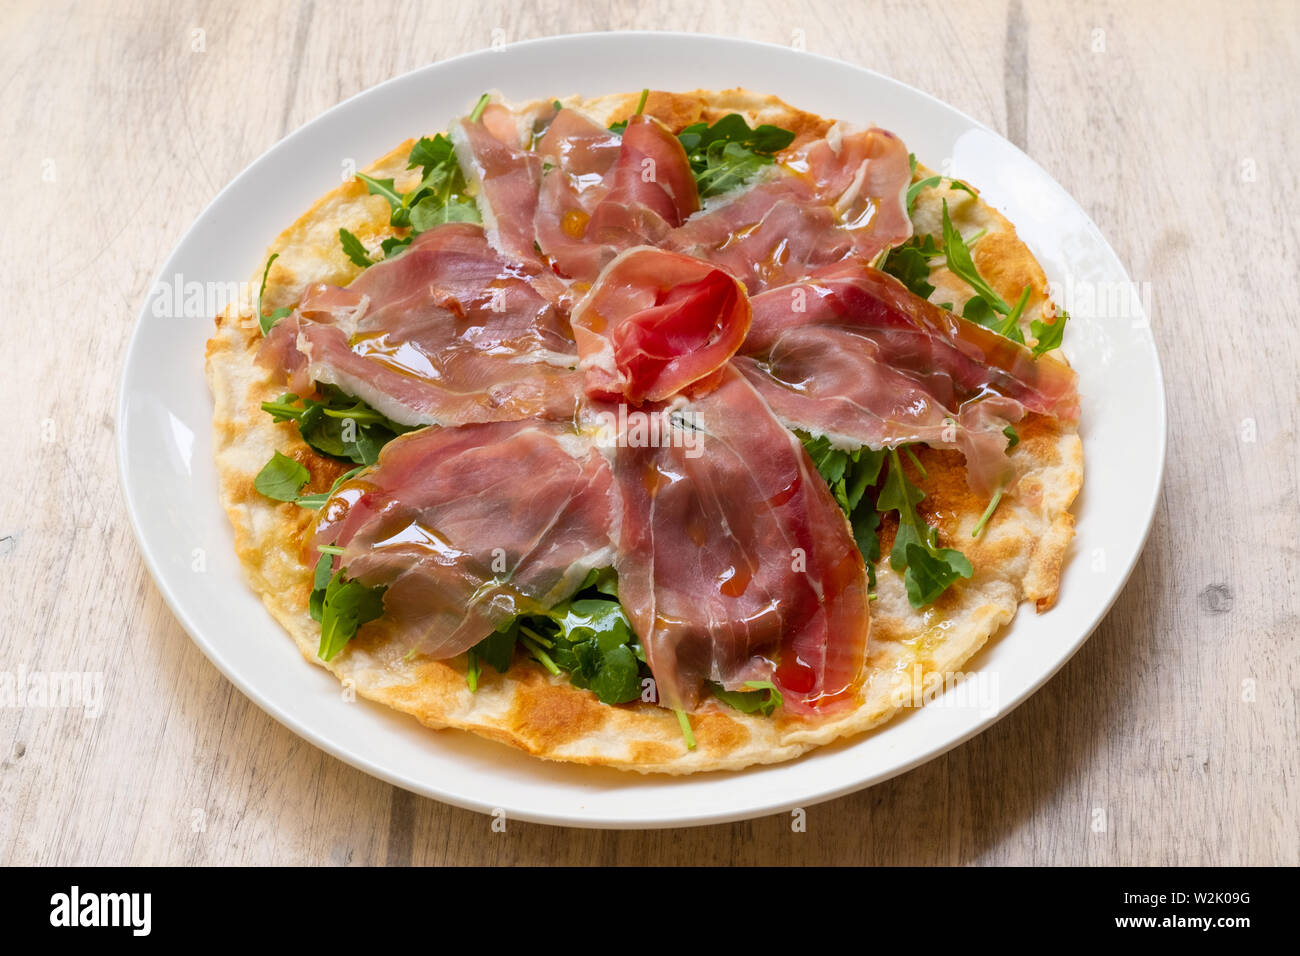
313, 419, 619, 659
569, 247, 750, 403
669, 125, 912, 292
452, 107, 545, 266
609, 367, 870, 714
534, 109, 700, 283
259, 282, 370, 395
272, 223, 583, 427
735, 260, 1079, 493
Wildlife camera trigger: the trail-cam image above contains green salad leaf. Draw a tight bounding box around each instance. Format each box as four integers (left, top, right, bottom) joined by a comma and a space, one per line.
965, 283, 1030, 344
355, 173, 406, 223
882, 244, 937, 299
468, 569, 650, 706
713, 680, 784, 717
906, 174, 975, 213
337, 228, 374, 268
676, 113, 795, 198
340, 130, 480, 264
798, 432, 886, 587
253, 386, 412, 510
256, 253, 294, 335
260, 385, 412, 467
885, 200, 1039, 351
607, 88, 649, 134
253, 451, 309, 502
294, 465, 365, 511
939, 199, 1011, 315
797, 432, 973, 607
878, 448, 973, 607
310, 563, 386, 661
1031, 310, 1069, 355
880, 233, 942, 299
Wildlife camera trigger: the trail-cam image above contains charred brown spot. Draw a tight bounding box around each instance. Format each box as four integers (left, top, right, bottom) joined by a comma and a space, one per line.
629, 740, 680, 764
973, 230, 1046, 303
693, 711, 751, 750
292, 448, 348, 494
507, 675, 607, 750
878, 511, 898, 557
909, 447, 982, 541
1013, 413, 1062, 466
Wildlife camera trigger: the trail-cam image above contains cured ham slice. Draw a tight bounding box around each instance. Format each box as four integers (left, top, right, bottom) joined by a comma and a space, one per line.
313, 419, 619, 659
587, 113, 700, 231
734, 329, 1024, 495
258, 283, 375, 395
669, 125, 912, 292
796, 123, 913, 240
535, 109, 699, 283
736, 260, 1079, 493
269, 223, 583, 427
529, 109, 908, 296
452, 104, 571, 304
569, 247, 750, 403
532, 108, 624, 284
453, 106, 544, 266
609, 367, 870, 714
743, 260, 1079, 416
670, 179, 849, 293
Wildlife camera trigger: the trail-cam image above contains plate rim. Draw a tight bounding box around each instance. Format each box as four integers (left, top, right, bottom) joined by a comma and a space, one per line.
116, 29, 1167, 829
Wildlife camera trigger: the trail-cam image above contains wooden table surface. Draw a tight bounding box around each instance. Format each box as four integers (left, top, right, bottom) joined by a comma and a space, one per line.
2, 0, 1296, 866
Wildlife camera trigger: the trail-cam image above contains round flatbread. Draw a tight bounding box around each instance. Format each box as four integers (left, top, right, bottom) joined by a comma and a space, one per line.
206, 89, 1082, 773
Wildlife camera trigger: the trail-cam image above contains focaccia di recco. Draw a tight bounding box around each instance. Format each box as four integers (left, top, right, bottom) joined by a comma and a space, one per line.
206, 88, 1082, 773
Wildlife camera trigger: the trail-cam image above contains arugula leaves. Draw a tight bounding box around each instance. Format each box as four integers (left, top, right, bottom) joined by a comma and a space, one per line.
881, 240, 939, 299
253, 450, 309, 501
878, 449, 973, 607
254, 453, 362, 511
798, 433, 972, 607
1030, 310, 1069, 355
884, 200, 1052, 352
694, 142, 773, 197
548, 599, 644, 704
906, 174, 975, 213
404, 133, 480, 225
260, 385, 411, 467
253, 386, 410, 510
893, 163, 1069, 356
341, 131, 480, 264
939, 200, 1011, 315
337, 228, 373, 268
679, 113, 795, 160
964, 282, 1029, 344
256, 254, 293, 335
799, 432, 886, 587
294, 466, 364, 511
607, 88, 649, 134
462, 565, 777, 739
713, 680, 784, 717
309, 558, 387, 661
676, 113, 795, 198
466, 568, 651, 706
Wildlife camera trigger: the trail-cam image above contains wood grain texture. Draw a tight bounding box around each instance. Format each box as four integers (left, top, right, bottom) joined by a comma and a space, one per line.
1, 0, 1296, 865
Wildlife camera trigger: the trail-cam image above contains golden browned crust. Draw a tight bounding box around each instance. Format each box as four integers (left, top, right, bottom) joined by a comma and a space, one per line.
205, 89, 1083, 773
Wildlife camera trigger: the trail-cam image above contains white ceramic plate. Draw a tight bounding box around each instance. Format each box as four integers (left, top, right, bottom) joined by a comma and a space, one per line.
117, 32, 1165, 828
